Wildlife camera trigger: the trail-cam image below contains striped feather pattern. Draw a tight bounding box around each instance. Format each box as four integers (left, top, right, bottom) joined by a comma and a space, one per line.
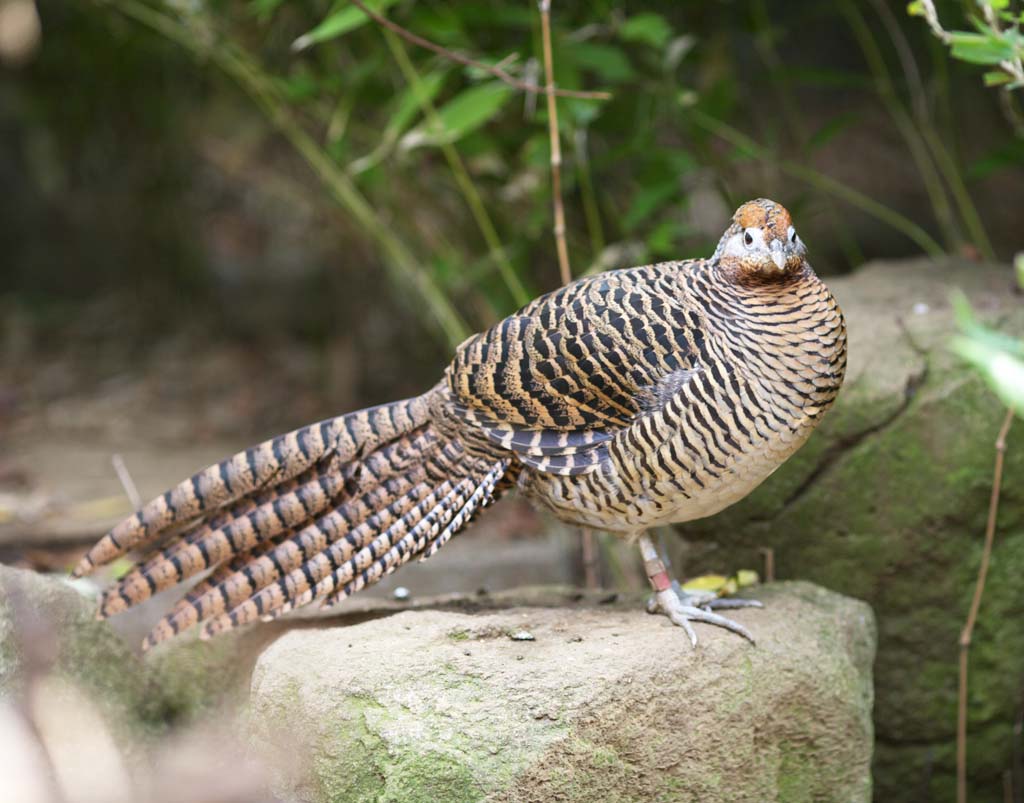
78, 198, 846, 649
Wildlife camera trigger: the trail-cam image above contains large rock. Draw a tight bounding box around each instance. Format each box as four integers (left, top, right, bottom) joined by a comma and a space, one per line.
664, 258, 1024, 801
248, 582, 875, 803
0, 564, 259, 744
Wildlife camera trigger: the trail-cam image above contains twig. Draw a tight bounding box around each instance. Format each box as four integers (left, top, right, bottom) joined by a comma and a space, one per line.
382, 29, 531, 308
537, 0, 596, 586
111, 453, 142, 510
842, 1, 959, 253
958, 407, 1015, 803
539, 0, 571, 286
918, 0, 1024, 138
870, 0, 995, 261
347, 0, 609, 101
105, 0, 470, 349
759, 546, 775, 584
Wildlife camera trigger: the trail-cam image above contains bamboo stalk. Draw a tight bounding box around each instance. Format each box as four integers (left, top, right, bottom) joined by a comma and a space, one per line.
538, 0, 598, 588
539, 0, 572, 287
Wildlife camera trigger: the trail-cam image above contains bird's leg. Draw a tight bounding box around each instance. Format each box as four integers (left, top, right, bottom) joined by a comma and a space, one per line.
638, 532, 757, 647
656, 530, 765, 613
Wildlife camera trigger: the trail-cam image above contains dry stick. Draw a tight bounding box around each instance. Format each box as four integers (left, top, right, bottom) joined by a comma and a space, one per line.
111, 453, 142, 510
539, 0, 572, 287
759, 546, 775, 584
958, 407, 1015, 803
537, 0, 597, 589
347, 0, 609, 101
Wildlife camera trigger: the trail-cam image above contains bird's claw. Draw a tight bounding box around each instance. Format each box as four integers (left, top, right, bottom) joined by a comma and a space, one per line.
647, 587, 758, 647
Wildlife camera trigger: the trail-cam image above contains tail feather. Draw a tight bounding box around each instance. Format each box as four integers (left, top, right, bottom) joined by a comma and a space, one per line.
282, 478, 471, 614
199, 474, 461, 639
324, 458, 510, 605
100, 427, 436, 618
72, 397, 431, 578
142, 475, 432, 650
128, 463, 327, 579
78, 388, 513, 650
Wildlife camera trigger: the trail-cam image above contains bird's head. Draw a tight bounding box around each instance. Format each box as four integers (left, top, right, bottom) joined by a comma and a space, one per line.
713, 199, 806, 281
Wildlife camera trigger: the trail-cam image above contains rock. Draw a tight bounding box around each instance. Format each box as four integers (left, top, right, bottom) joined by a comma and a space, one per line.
0, 565, 153, 748
664, 258, 1024, 801
248, 581, 875, 803
0, 564, 258, 744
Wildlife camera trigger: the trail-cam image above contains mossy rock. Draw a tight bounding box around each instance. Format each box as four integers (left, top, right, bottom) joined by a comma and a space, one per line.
664, 257, 1024, 802
0, 564, 256, 748
248, 581, 875, 803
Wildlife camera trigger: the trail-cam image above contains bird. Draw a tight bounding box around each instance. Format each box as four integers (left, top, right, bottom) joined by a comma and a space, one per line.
72, 198, 846, 651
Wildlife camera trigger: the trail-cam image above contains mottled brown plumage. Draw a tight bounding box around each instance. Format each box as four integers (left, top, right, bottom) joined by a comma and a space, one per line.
74, 199, 846, 649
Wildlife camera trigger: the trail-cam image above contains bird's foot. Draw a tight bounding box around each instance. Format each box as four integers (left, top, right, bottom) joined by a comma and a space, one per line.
645, 586, 759, 647
669, 579, 765, 612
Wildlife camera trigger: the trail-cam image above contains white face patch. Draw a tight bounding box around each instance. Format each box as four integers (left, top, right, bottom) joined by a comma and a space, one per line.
722, 227, 766, 258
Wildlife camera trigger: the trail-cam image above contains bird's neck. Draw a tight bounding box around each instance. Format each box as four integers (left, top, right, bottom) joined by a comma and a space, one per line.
683, 261, 847, 411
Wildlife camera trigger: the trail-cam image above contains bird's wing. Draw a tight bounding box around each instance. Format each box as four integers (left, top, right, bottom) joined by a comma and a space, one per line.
446, 264, 702, 474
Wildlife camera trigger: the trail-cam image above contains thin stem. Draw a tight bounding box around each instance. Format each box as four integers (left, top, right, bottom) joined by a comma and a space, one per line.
958, 407, 1015, 803
750, 0, 864, 268
346, 0, 609, 100
691, 110, 945, 257
383, 29, 531, 308
107, 0, 470, 348
539, 0, 571, 286
842, 0, 959, 251
539, 0, 598, 586
870, 0, 995, 260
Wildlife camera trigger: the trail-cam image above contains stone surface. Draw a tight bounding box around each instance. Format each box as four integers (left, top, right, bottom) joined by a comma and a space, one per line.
248, 581, 875, 803
0, 564, 257, 745
664, 258, 1024, 801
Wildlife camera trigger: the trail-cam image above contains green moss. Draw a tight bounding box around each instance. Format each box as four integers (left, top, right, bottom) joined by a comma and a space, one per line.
776, 742, 816, 803
308, 696, 391, 803
382, 752, 481, 803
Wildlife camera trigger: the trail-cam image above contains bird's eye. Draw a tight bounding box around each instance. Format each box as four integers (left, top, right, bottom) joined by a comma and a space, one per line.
788, 226, 797, 244
743, 230, 754, 247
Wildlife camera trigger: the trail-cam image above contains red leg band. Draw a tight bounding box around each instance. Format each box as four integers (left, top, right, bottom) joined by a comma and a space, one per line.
648, 569, 672, 592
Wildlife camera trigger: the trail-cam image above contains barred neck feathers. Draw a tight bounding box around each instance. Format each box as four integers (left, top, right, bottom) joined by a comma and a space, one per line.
682, 257, 846, 421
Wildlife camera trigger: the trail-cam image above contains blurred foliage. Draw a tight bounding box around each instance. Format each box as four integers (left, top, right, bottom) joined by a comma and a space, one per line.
4, 0, 1024, 353
952, 255, 1024, 412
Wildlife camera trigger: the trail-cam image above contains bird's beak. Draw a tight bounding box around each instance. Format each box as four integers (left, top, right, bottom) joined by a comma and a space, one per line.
770, 240, 786, 270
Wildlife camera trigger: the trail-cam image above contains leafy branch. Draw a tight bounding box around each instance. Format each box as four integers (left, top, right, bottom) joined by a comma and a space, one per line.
338, 0, 610, 101
910, 0, 1024, 136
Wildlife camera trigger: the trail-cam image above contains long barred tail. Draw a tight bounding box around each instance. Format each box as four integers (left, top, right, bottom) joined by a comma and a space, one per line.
74, 391, 511, 650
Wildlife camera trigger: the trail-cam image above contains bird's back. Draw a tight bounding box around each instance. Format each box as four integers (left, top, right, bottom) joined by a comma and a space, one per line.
441, 257, 847, 532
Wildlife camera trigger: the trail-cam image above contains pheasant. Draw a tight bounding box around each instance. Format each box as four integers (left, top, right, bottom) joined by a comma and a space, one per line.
72, 199, 846, 650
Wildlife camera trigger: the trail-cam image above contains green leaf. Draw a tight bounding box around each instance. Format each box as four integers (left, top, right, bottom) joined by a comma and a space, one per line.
981, 0, 1009, 9
906, 1, 924, 17
1015, 253, 1024, 290
387, 70, 448, 137
983, 70, 1013, 85
623, 180, 677, 232
250, 0, 286, 23
569, 43, 635, 83
619, 12, 673, 49
952, 335, 1024, 410
950, 288, 977, 330
292, 0, 400, 52
948, 31, 1016, 65
966, 139, 1024, 180
807, 112, 859, 150
400, 82, 514, 150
